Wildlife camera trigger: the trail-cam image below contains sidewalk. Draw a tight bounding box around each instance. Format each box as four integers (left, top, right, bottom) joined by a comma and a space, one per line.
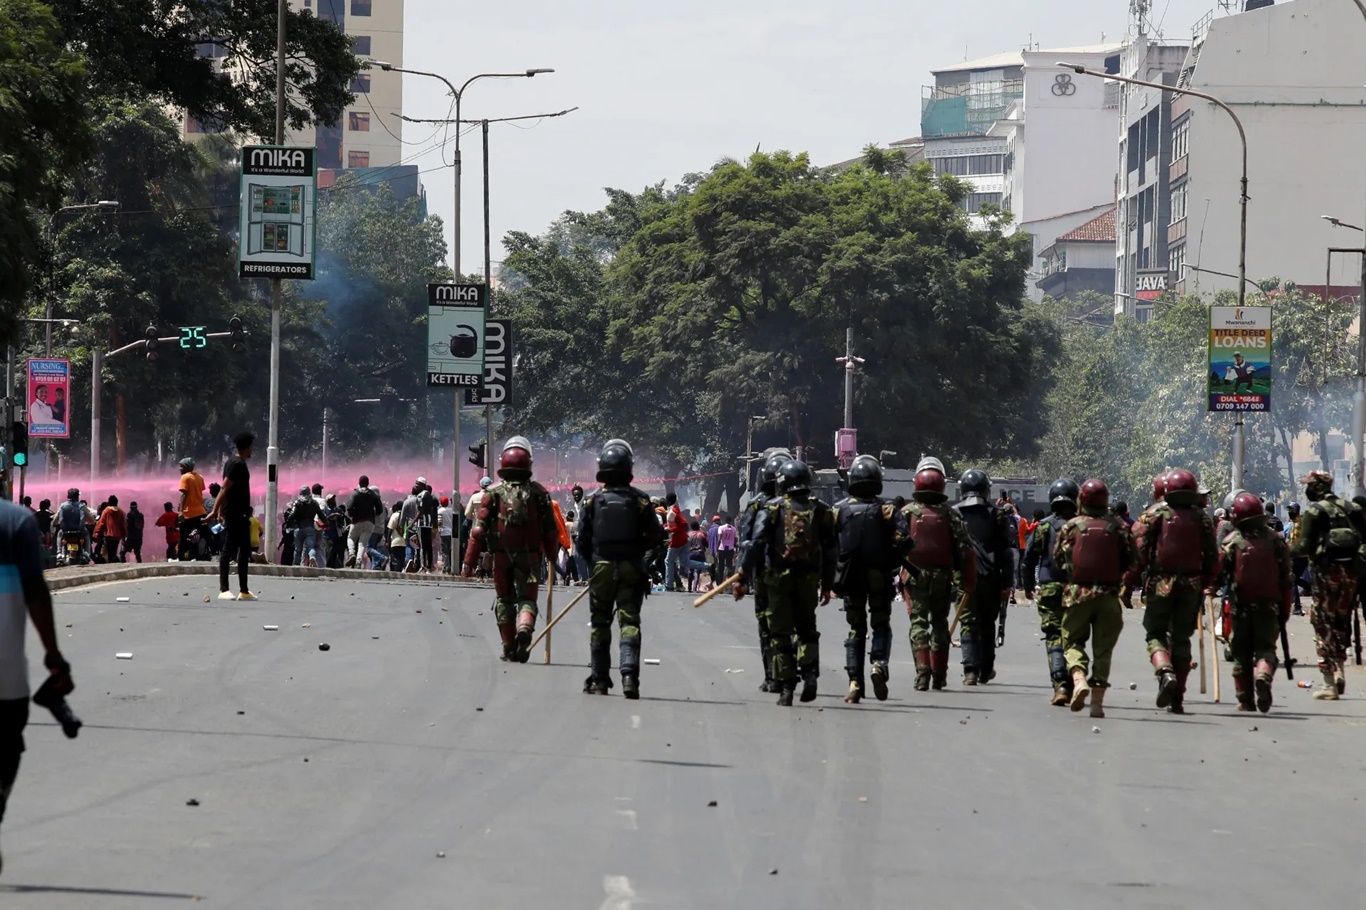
43, 561, 494, 592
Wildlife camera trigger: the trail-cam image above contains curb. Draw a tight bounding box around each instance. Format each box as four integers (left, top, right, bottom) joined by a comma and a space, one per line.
44, 563, 497, 593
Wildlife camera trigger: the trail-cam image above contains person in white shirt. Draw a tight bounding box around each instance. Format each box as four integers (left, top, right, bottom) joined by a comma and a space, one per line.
28, 386, 54, 424
438, 496, 456, 573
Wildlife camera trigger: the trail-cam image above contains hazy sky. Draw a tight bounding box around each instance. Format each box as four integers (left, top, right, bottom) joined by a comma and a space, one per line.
398, 0, 1219, 271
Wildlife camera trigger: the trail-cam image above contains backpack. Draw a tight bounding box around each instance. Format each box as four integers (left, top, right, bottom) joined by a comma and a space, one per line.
1070, 517, 1123, 586
906, 504, 953, 569
1154, 506, 1205, 575
1316, 499, 1363, 565
1232, 533, 1282, 601
776, 498, 817, 567
58, 501, 85, 533
284, 502, 299, 530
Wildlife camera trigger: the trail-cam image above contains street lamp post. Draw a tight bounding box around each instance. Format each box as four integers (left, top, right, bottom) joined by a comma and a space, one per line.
1321, 214, 1366, 495
1059, 62, 1250, 490
372, 61, 551, 505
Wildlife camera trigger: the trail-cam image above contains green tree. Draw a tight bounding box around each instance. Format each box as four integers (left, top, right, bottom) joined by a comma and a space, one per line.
0, 0, 89, 330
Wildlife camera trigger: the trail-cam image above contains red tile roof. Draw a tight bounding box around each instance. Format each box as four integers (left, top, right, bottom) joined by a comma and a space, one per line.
1057, 206, 1116, 243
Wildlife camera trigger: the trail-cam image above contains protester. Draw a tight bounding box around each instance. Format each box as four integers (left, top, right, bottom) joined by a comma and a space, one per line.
0, 498, 74, 873
345, 476, 383, 568
715, 515, 737, 579
122, 501, 144, 563
569, 484, 589, 584
209, 431, 256, 600
93, 495, 127, 564
438, 496, 456, 574
156, 502, 179, 560
286, 485, 323, 567
177, 458, 207, 561
387, 502, 406, 573
685, 520, 710, 593
248, 506, 262, 558
417, 479, 438, 572
663, 492, 689, 592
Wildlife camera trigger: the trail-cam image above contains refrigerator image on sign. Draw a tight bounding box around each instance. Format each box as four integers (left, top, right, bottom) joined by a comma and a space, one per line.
246, 184, 306, 257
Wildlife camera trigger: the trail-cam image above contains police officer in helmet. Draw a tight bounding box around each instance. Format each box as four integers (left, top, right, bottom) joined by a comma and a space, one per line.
735, 448, 793, 692
832, 455, 910, 703
577, 439, 664, 698
1023, 478, 1079, 705
953, 469, 1014, 686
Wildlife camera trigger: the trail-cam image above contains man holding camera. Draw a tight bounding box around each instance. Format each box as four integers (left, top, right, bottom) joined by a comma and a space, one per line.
1, 498, 75, 875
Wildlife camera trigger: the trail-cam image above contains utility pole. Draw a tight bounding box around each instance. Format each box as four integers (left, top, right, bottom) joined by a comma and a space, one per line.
483, 119, 495, 465
321, 407, 329, 480
263, 0, 287, 563
835, 327, 864, 469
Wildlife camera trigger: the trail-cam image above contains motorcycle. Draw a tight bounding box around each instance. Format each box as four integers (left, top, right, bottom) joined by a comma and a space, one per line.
58, 532, 88, 567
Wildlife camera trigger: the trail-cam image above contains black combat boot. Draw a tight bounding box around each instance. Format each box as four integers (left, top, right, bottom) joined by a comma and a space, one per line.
800, 668, 819, 703
960, 634, 980, 686
844, 637, 865, 704
777, 682, 796, 707
620, 638, 641, 701
870, 625, 891, 701
583, 642, 613, 695
758, 620, 777, 692
1048, 644, 1070, 706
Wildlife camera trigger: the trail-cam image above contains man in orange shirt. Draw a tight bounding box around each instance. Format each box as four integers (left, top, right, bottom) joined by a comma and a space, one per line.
550, 498, 573, 584
94, 496, 127, 564
1018, 508, 1040, 599
177, 457, 207, 561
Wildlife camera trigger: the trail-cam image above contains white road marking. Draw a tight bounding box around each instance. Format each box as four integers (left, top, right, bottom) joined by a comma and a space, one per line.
600, 875, 636, 910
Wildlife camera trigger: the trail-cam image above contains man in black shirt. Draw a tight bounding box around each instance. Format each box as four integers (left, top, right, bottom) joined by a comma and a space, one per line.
210, 432, 256, 601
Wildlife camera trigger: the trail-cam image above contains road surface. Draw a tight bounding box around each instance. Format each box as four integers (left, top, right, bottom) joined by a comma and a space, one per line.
2, 576, 1363, 908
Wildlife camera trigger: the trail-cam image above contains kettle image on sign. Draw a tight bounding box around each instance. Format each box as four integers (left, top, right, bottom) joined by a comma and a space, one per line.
447, 325, 478, 358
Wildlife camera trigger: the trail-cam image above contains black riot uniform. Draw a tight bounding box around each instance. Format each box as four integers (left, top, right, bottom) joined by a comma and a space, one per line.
736, 449, 792, 693
833, 455, 911, 703
953, 470, 1015, 685
577, 440, 665, 699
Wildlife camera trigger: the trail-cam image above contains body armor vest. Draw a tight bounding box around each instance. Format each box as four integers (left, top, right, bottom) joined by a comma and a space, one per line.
1155, 506, 1204, 574
1234, 534, 1282, 601
837, 498, 889, 569
592, 489, 644, 561
907, 505, 953, 569
1035, 514, 1061, 584
1071, 517, 1122, 586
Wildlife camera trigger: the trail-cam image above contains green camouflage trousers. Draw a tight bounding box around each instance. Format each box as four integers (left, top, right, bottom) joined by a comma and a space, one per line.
764, 567, 820, 683
589, 560, 645, 648
1311, 565, 1357, 670
907, 568, 954, 653
1062, 592, 1124, 688
1036, 584, 1064, 649
493, 551, 541, 625
1228, 601, 1280, 679
1143, 582, 1202, 673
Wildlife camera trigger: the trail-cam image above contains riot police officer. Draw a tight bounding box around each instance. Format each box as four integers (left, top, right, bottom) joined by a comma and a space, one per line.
833, 455, 910, 703
953, 470, 1015, 686
577, 439, 665, 698
1023, 478, 1079, 705
738, 460, 837, 707
736, 449, 792, 692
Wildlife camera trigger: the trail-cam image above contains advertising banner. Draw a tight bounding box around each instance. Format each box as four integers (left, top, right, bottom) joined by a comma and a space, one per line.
427, 283, 487, 387
238, 146, 317, 279
466, 319, 512, 407
1208, 305, 1271, 412
27, 358, 70, 438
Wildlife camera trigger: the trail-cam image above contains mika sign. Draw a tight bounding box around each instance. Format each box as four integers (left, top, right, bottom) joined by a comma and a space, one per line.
466, 319, 512, 407
238, 145, 317, 279
1208, 305, 1271, 412
428, 283, 487, 387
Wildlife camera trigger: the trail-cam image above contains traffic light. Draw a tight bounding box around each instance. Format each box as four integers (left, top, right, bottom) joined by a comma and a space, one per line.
144, 324, 159, 362
11, 422, 27, 468
229, 315, 246, 354
468, 441, 486, 470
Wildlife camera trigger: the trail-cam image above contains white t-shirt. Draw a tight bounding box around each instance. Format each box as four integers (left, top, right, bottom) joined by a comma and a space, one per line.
1, 502, 44, 700
465, 490, 486, 522
438, 505, 455, 536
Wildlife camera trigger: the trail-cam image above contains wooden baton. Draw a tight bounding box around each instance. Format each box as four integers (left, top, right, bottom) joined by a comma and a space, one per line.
528, 585, 591, 652
694, 572, 744, 608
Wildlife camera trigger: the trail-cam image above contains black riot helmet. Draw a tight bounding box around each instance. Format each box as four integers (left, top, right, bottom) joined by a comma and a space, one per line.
596, 438, 634, 484
1049, 478, 1079, 506
847, 454, 883, 496
778, 460, 813, 496
958, 469, 991, 507
761, 452, 792, 495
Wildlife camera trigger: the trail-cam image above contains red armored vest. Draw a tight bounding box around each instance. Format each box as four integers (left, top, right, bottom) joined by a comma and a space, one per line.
907, 506, 953, 568
1155, 507, 1204, 574
1071, 517, 1122, 586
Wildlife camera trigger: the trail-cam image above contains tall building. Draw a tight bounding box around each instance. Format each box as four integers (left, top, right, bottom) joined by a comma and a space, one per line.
1163, 0, 1366, 303
1112, 32, 1190, 321
183, 0, 404, 170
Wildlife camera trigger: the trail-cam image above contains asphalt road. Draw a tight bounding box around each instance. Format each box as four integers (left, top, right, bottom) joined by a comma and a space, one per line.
3, 577, 1364, 909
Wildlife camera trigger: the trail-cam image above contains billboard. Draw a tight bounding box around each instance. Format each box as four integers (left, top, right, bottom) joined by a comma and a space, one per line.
238, 146, 317, 279
27, 358, 70, 439
427, 283, 486, 387
466, 319, 512, 407
1208, 305, 1271, 412
1135, 269, 1171, 302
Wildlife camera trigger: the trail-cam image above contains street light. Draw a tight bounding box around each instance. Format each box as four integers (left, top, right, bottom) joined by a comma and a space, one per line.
1323, 213, 1366, 495
1059, 61, 1251, 490
369, 60, 552, 506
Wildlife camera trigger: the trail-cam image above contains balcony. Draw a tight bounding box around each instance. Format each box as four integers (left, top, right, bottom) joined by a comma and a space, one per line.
921, 80, 1024, 138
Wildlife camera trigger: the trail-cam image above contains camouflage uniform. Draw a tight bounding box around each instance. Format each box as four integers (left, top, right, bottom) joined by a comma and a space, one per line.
900, 500, 976, 689
577, 483, 664, 695
1023, 511, 1072, 700
833, 495, 911, 702
1053, 511, 1136, 690
1220, 521, 1291, 711
746, 492, 837, 699
955, 500, 1016, 684
1125, 502, 1219, 709
463, 478, 561, 661
737, 493, 779, 690
1289, 482, 1365, 697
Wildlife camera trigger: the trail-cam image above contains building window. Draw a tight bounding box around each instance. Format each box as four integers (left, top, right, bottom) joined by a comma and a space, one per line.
351, 74, 371, 93
1169, 244, 1187, 282
932, 154, 1004, 177
962, 192, 1003, 213
303, 0, 311, 6
352, 35, 371, 55
1170, 184, 1187, 224
348, 150, 370, 168
317, 123, 343, 169
352, 0, 372, 14
1172, 118, 1189, 161
348, 111, 370, 131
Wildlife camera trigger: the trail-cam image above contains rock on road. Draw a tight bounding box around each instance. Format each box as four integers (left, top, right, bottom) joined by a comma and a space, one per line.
2, 577, 1364, 909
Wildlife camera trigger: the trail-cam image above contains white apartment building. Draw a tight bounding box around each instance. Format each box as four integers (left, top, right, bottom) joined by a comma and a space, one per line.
1168, 0, 1366, 302
184, 0, 404, 170
1113, 34, 1190, 320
